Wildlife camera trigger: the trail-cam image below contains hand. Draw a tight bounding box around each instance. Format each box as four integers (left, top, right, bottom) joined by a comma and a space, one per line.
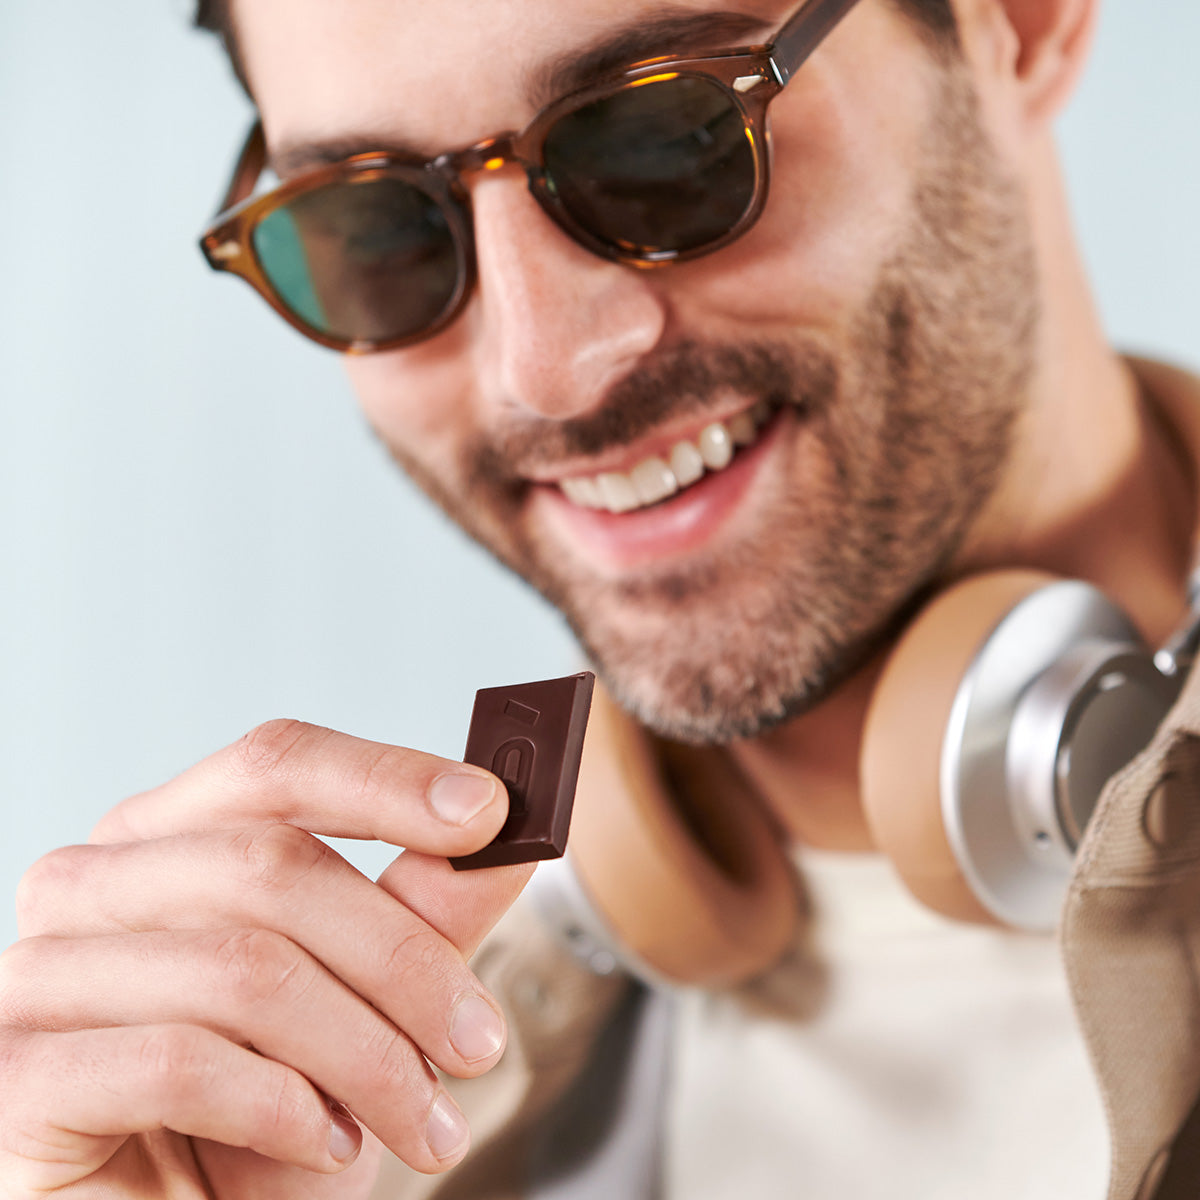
0, 719, 531, 1199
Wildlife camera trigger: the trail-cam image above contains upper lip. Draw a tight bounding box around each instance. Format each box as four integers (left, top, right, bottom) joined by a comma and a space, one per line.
520, 398, 767, 485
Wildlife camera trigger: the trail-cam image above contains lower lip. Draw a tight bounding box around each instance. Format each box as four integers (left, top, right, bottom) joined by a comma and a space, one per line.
533, 411, 790, 572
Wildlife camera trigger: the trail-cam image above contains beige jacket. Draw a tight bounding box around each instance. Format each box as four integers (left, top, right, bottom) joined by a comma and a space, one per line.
376, 362, 1200, 1200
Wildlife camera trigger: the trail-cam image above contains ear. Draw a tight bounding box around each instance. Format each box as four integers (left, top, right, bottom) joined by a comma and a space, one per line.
957, 0, 1099, 124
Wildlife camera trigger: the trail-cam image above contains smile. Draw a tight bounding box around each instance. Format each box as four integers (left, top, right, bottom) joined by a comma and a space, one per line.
556, 401, 775, 514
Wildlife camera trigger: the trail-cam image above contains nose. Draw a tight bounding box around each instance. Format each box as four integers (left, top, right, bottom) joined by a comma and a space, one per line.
469, 171, 669, 421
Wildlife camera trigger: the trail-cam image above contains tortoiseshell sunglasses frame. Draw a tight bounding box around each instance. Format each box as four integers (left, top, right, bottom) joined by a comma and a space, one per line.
199, 0, 861, 354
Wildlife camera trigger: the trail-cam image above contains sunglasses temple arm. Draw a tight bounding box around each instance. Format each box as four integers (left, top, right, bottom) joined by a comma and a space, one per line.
213, 121, 268, 216
769, 0, 862, 86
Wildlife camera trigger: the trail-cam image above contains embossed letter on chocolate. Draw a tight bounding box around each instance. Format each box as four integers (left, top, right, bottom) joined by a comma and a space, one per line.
450, 671, 595, 870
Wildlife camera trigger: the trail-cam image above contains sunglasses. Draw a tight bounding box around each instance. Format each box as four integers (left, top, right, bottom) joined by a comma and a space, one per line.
200, 0, 861, 354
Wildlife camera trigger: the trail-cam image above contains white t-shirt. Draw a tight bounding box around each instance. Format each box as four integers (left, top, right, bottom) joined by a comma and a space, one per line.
665, 849, 1111, 1198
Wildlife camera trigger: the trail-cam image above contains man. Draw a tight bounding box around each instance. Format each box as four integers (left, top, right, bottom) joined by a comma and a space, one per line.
3, 0, 1200, 1196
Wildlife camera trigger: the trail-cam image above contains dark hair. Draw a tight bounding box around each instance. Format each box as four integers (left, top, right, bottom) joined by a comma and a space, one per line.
195, 0, 251, 92
194, 0, 224, 41
194, 0, 958, 90
195, 0, 957, 32
895, 0, 958, 38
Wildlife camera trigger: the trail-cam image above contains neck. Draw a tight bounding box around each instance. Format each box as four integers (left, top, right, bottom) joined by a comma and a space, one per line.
957, 143, 1195, 644
731, 142, 1198, 852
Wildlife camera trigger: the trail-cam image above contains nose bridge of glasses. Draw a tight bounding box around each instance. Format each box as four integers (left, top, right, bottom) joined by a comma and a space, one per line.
440, 133, 534, 186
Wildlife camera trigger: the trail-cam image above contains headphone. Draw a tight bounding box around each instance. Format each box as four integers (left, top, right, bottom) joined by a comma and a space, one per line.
526, 366, 1200, 988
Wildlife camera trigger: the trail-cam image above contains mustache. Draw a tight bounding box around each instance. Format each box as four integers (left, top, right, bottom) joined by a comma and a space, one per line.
468, 338, 838, 486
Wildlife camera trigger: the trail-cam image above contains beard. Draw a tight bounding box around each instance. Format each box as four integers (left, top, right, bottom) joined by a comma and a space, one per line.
384, 64, 1038, 745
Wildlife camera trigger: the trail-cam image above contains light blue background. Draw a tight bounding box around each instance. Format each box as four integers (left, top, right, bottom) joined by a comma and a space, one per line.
1, 1, 1198, 951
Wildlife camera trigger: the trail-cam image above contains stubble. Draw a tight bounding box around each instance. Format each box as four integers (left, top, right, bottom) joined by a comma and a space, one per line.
387, 65, 1038, 745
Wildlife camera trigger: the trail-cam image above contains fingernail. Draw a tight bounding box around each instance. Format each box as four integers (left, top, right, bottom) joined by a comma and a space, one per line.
426, 1091, 470, 1162
428, 772, 498, 826
329, 1106, 361, 1163
449, 994, 506, 1063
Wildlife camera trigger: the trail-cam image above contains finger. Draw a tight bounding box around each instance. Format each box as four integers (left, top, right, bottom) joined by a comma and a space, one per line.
196, 1125, 386, 1200
90, 719, 506, 856
376, 852, 535, 958
2, 931, 475, 1170
0, 1024, 371, 1191
16, 830, 510, 1077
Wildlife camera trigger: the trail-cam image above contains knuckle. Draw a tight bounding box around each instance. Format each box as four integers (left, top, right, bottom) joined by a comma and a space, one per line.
352, 743, 410, 811
0, 938, 51, 1026
230, 718, 326, 785
261, 1061, 322, 1142
224, 1059, 327, 1166
0, 1027, 31, 1082
231, 822, 331, 895
137, 1026, 217, 1098
210, 928, 308, 1008
14, 846, 91, 935
373, 928, 470, 1048
379, 925, 452, 994
358, 1025, 426, 1098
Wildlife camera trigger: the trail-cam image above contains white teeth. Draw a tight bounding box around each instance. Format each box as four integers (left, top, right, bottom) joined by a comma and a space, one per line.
630, 457, 678, 506
698, 422, 734, 470
579, 477, 606, 508
560, 476, 604, 508
559, 403, 774, 514
597, 472, 639, 513
669, 440, 705, 487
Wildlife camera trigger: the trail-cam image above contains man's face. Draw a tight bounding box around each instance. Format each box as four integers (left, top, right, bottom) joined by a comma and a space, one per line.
234, 0, 1037, 744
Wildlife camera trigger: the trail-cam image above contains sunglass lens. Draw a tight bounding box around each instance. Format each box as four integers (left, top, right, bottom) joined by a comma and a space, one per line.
252, 174, 462, 345
542, 75, 758, 258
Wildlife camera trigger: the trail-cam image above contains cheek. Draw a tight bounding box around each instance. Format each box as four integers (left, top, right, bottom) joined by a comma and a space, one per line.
343, 350, 476, 473
672, 49, 939, 332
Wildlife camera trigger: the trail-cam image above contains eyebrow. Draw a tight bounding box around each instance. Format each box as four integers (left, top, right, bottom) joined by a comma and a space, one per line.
529, 8, 776, 107
270, 6, 776, 177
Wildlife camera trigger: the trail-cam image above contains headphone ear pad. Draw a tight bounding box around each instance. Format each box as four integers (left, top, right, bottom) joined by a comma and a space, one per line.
567, 685, 800, 986
859, 570, 1061, 925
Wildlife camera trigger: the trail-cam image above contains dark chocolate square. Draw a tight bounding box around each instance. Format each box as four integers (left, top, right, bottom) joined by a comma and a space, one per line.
450, 671, 595, 870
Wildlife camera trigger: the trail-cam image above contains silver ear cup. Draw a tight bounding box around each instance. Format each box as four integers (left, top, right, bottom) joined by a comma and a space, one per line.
943, 582, 1180, 931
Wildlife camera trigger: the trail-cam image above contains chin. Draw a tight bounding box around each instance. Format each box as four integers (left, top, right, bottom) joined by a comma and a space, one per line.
555, 570, 864, 746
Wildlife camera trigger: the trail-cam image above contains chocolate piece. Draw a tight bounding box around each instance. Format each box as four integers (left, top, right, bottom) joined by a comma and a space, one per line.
450, 671, 595, 870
